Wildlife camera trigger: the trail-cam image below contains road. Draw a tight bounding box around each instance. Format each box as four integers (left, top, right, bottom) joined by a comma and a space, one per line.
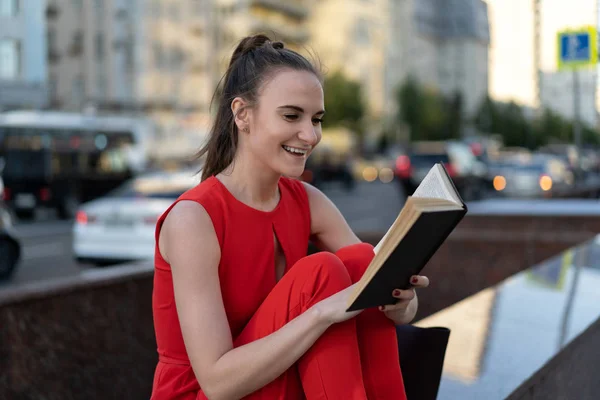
0, 181, 406, 288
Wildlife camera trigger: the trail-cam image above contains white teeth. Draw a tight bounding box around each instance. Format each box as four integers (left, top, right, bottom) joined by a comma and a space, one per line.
283, 145, 307, 155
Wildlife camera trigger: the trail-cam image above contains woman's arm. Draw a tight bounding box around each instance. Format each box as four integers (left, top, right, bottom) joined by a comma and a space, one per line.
160, 201, 356, 400
302, 182, 426, 325
302, 182, 361, 253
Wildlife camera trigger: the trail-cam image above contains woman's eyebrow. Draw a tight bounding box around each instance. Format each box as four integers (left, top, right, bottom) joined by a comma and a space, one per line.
277, 105, 326, 115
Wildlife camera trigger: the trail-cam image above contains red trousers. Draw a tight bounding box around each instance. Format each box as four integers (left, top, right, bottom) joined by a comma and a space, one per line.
232, 243, 406, 399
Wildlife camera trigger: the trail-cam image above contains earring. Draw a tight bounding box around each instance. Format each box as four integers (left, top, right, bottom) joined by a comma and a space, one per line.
243, 127, 249, 133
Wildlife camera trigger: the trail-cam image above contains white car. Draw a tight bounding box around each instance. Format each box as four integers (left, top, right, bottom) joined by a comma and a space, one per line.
73, 169, 200, 266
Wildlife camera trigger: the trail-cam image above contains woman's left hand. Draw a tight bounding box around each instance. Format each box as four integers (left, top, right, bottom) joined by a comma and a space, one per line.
379, 275, 430, 325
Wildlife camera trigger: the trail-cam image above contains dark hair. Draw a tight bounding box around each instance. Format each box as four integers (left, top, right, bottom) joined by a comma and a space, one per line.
196, 34, 322, 181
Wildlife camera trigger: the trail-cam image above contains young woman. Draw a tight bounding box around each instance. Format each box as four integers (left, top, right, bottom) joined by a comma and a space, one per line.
151, 34, 430, 400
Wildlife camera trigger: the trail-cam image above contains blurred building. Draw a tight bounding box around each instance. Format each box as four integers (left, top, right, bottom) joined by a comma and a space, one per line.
0, 0, 48, 110
45, 0, 213, 133
210, 0, 310, 87
486, 0, 537, 108
308, 0, 389, 120
486, 0, 598, 128
386, 0, 490, 118
542, 70, 597, 128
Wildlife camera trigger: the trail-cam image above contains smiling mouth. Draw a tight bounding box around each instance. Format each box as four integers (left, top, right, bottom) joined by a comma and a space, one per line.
282, 145, 309, 156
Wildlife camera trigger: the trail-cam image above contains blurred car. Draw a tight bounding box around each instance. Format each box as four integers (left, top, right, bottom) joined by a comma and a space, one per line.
488, 155, 574, 198
0, 159, 21, 280
73, 169, 200, 266
393, 140, 488, 201
301, 147, 355, 191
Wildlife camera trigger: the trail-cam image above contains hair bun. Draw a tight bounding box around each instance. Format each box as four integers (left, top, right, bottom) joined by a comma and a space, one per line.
241, 34, 271, 53
229, 34, 284, 68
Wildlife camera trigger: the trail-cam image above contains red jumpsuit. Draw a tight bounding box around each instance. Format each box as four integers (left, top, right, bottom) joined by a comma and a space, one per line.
151, 176, 407, 399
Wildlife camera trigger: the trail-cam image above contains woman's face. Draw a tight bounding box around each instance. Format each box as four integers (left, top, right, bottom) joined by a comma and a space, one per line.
243, 69, 324, 179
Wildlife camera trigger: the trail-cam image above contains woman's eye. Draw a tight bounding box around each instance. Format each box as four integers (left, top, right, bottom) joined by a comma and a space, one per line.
312, 118, 323, 125
284, 114, 299, 121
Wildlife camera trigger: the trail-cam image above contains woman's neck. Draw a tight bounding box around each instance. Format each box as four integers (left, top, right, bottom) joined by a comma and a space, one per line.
216, 152, 281, 211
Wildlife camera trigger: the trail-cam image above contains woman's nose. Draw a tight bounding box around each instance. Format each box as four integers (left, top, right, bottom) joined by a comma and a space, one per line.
298, 126, 319, 146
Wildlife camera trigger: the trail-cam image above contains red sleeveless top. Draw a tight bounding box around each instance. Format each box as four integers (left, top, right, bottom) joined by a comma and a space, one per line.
151, 176, 311, 398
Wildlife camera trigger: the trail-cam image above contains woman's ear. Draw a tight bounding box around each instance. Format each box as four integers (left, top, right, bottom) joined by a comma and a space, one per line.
231, 97, 250, 133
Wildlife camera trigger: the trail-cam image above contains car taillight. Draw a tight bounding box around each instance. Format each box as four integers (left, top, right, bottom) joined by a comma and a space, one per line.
395, 155, 412, 178
2, 188, 10, 201
443, 163, 457, 177
76, 211, 97, 225
469, 142, 483, 157
39, 187, 51, 201
539, 174, 552, 191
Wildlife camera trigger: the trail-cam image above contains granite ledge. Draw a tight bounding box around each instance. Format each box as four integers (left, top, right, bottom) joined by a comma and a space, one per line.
0, 261, 154, 307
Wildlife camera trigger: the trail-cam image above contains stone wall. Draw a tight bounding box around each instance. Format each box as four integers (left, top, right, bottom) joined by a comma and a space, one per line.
1, 213, 599, 399
0, 266, 156, 400
507, 316, 600, 400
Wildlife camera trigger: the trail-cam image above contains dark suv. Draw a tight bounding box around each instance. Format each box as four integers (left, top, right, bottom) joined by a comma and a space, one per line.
393, 140, 488, 201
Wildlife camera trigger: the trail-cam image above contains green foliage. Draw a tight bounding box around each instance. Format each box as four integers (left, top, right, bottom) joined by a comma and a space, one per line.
473, 96, 600, 149
396, 78, 462, 141
322, 70, 366, 135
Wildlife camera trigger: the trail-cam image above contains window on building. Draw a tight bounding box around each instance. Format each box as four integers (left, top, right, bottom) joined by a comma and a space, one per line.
49, 73, 59, 104
124, 41, 134, 73
93, 0, 104, 14
47, 28, 60, 62
69, 31, 83, 57
71, 76, 85, 106
153, 42, 164, 69
0, 39, 20, 79
95, 32, 104, 61
96, 73, 107, 99
0, 0, 18, 17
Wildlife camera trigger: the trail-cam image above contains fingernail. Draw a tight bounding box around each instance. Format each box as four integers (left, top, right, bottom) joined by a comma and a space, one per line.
411, 277, 418, 284
393, 289, 401, 296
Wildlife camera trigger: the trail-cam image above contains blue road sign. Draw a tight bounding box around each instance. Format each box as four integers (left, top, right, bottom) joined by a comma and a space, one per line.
557, 27, 597, 70
560, 33, 590, 62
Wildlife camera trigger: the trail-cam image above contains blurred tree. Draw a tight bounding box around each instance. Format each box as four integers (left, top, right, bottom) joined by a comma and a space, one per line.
474, 96, 600, 149
397, 77, 422, 139
323, 70, 366, 135
396, 78, 461, 141
582, 126, 600, 145
474, 95, 499, 134
447, 91, 463, 139
499, 101, 529, 147
534, 109, 565, 145
419, 87, 448, 140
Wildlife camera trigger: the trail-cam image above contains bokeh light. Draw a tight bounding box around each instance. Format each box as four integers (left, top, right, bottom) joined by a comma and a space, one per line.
493, 176, 506, 191
362, 166, 378, 182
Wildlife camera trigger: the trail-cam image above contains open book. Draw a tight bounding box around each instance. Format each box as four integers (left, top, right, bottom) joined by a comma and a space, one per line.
346, 163, 468, 311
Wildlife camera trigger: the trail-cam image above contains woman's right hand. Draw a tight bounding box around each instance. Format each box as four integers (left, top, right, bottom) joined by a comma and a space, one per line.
313, 283, 364, 325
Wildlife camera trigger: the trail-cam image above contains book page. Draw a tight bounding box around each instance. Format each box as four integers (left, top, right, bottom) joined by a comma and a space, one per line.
374, 198, 414, 255
413, 164, 460, 204
374, 225, 391, 254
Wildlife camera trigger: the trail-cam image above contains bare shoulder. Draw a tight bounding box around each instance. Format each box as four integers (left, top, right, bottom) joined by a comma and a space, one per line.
159, 200, 220, 265
300, 181, 343, 216
300, 181, 359, 252
301, 181, 331, 207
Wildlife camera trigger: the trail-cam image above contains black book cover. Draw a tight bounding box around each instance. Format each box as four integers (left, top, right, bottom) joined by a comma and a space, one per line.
347, 205, 466, 312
